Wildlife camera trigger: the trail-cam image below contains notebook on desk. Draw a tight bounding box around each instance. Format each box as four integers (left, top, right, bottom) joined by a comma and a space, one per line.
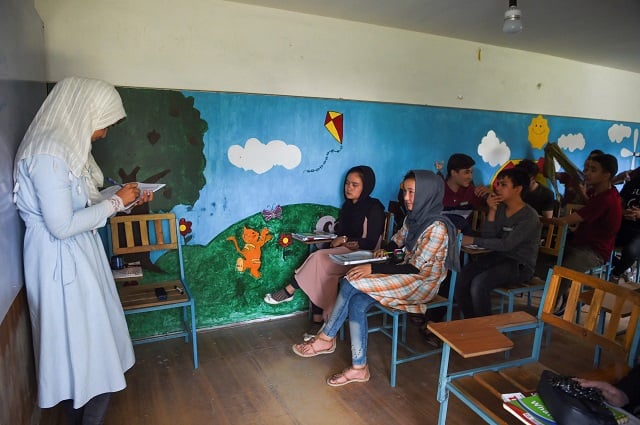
292, 232, 337, 242
329, 250, 388, 265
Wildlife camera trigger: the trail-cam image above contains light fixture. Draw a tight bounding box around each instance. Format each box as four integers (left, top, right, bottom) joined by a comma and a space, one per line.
503, 0, 523, 34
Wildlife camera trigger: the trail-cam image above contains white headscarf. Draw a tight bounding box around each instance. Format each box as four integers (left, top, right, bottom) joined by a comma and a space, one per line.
14, 77, 126, 202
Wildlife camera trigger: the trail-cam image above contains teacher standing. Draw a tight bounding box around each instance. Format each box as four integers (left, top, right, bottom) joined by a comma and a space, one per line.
13, 77, 153, 424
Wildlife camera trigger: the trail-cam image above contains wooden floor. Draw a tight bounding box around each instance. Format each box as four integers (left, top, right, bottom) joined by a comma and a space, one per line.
40, 303, 621, 425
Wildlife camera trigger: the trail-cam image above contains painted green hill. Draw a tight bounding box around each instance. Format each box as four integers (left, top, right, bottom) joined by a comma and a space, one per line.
124, 203, 339, 338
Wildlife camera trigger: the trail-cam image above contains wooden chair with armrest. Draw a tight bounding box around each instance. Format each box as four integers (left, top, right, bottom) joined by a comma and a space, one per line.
109, 212, 198, 368
493, 218, 568, 314
429, 265, 640, 425
579, 280, 640, 367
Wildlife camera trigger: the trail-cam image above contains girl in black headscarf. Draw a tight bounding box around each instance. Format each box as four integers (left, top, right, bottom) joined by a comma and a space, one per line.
264, 165, 385, 338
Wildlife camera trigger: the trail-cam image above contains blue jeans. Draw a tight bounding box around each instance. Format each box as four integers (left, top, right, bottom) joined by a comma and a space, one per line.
323, 278, 377, 367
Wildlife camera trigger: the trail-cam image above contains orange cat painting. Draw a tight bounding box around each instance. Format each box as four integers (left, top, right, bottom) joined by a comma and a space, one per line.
227, 226, 273, 279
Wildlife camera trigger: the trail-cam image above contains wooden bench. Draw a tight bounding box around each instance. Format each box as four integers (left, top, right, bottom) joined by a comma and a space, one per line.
430, 266, 640, 424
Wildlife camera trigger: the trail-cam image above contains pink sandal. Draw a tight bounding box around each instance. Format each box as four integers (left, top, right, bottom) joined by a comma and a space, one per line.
327, 366, 370, 387
292, 336, 336, 358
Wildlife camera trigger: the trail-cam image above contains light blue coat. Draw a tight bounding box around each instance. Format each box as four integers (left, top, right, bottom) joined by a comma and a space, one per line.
15, 154, 134, 409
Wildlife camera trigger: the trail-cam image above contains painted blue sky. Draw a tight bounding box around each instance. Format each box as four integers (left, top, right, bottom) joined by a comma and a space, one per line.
172, 90, 639, 246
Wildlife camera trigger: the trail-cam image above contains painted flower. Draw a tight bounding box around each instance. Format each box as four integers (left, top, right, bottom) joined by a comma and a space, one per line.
179, 218, 192, 236
278, 233, 293, 248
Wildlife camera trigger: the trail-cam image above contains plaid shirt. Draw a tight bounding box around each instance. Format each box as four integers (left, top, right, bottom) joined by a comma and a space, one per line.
350, 221, 449, 313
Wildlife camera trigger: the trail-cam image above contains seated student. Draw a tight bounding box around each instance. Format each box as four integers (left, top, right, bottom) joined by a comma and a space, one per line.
264, 165, 385, 338
576, 364, 640, 416
610, 170, 640, 282
290, 170, 460, 386
441, 153, 490, 233
555, 153, 622, 313
556, 149, 604, 207
515, 159, 556, 218
419, 153, 489, 334
453, 167, 541, 318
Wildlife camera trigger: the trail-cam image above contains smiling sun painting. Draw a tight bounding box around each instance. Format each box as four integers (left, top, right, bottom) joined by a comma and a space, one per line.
528, 115, 550, 149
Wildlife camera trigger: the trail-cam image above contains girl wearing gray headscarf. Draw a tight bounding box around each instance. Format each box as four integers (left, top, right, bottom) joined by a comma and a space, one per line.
13, 77, 153, 424
292, 170, 460, 386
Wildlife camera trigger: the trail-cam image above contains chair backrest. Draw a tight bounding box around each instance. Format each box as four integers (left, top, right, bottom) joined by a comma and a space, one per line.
539, 266, 640, 367
538, 217, 568, 265
382, 211, 395, 244
470, 209, 487, 233
109, 213, 185, 281
110, 213, 179, 254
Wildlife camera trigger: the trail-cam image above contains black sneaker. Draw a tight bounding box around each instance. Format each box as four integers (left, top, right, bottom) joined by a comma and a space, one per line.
421, 326, 442, 348
264, 288, 294, 305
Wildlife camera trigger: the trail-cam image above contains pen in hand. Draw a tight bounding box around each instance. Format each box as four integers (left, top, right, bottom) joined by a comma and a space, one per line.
106, 176, 123, 187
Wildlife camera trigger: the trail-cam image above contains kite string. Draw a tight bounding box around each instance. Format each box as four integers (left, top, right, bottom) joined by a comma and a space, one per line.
304, 144, 344, 173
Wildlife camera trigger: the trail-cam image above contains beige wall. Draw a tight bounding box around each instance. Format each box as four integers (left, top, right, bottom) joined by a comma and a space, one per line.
36, 0, 640, 123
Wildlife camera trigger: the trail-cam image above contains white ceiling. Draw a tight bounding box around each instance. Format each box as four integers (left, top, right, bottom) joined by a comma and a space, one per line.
228, 0, 640, 74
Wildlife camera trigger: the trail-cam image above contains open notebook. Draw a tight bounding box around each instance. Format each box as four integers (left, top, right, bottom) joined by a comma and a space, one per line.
329, 250, 388, 266
99, 182, 166, 209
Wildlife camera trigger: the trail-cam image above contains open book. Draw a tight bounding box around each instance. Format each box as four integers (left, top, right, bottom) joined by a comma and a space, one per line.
99, 182, 165, 208
329, 250, 388, 266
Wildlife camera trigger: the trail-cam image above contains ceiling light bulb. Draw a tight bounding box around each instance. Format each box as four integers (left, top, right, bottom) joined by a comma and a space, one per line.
503, 4, 523, 34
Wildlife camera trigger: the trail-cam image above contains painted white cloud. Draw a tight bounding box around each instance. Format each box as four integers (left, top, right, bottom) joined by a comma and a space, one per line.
477, 130, 510, 167
557, 133, 585, 152
608, 124, 632, 143
228, 138, 302, 174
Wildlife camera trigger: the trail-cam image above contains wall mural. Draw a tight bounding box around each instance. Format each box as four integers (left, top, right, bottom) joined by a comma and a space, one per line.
92, 87, 639, 337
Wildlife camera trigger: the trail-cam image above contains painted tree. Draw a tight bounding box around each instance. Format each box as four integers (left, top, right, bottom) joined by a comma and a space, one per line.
93, 87, 207, 271
93, 87, 207, 213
